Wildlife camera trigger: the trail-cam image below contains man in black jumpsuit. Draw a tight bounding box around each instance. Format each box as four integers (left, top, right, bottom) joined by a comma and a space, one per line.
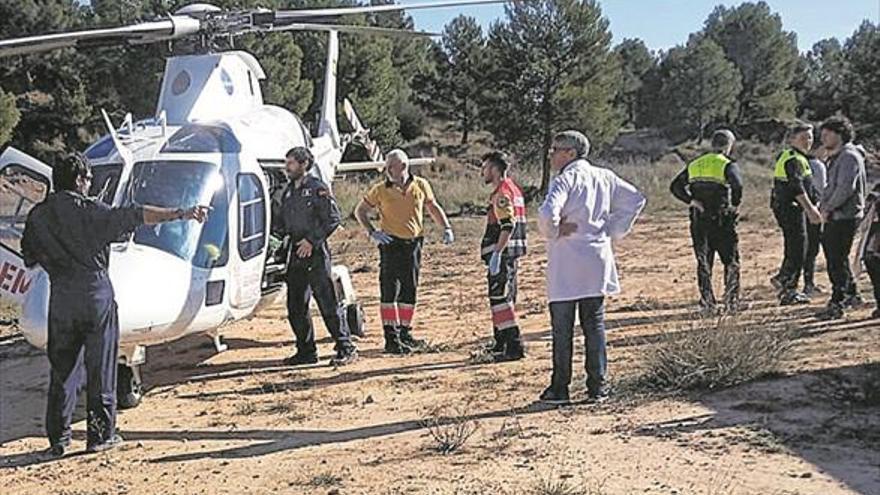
21, 154, 208, 457
670, 129, 744, 314
274, 147, 357, 367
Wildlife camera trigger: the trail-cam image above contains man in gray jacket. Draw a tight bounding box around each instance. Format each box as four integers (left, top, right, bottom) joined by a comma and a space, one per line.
817, 116, 867, 320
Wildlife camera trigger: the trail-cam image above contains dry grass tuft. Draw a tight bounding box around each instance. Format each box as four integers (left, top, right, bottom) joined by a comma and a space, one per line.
420, 406, 480, 454
634, 316, 794, 392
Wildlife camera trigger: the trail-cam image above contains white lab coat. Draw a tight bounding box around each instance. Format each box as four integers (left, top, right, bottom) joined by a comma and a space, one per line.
538, 159, 646, 302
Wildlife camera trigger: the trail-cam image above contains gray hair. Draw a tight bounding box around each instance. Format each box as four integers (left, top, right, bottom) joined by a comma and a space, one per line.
711, 129, 736, 151
385, 149, 409, 167
553, 130, 591, 158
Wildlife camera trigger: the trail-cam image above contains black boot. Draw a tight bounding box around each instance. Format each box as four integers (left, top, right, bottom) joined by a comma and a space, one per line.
399, 326, 426, 350
486, 328, 505, 354
495, 327, 524, 362
383, 327, 410, 355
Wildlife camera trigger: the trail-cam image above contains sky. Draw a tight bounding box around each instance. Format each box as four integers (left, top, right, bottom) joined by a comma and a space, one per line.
401, 0, 880, 52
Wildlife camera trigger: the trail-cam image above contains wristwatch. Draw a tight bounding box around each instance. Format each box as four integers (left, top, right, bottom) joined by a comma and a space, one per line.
175, 207, 186, 220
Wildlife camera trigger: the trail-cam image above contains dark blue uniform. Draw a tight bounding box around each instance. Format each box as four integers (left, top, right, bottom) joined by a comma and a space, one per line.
273, 175, 352, 358
21, 191, 143, 450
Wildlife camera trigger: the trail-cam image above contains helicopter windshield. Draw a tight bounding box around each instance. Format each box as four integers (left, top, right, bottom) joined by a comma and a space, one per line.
125, 160, 227, 267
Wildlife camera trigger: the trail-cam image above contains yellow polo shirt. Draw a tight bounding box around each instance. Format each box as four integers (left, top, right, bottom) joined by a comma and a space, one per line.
364, 175, 436, 239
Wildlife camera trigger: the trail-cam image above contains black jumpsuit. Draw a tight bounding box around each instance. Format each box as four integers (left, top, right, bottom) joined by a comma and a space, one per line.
21, 191, 143, 449
273, 175, 352, 357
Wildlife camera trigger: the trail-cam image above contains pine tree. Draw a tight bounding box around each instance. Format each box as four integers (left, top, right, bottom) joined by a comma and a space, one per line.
656, 37, 742, 141
840, 21, 880, 142
796, 38, 846, 121
481, 0, 622, 192
614, 38, 656, 128
431, 15, 485, 144
703, 2, 799, 124
0, 87, 20, 146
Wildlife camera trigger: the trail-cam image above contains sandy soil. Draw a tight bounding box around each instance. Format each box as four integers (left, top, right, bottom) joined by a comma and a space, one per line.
1, 214, 878, 495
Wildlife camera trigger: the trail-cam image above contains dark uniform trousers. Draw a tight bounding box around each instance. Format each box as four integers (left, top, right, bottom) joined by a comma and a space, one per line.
379, 236, 422, 335
866, 254, 880, 306
488, 258, 518, 308
823, 219, 859, 305
690, 209, 740, 307
804, 222, 822, 288
46, 271, 118, 447
286, 247, 351, 356
488, 257, 520, 339
773, 204, 808, 291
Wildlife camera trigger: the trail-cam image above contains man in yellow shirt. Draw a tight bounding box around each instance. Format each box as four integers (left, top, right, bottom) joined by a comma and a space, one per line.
355, 149, 455, 354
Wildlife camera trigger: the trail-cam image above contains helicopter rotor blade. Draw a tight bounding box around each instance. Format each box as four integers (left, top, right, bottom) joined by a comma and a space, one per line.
247, 22, 439, 38
0, 15, 201, 58
275, 0, 506, 20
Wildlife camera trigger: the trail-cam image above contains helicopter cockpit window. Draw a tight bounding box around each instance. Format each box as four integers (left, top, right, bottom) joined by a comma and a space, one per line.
85, 136, 115, 160
87, 163, 122, 205
162, 125, 242, 154
237, 174, 266, 261
125, 160, 224, 266
0, 165, 50, 253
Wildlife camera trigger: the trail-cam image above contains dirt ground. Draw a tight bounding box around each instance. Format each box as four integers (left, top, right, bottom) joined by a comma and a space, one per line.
1, 214, 878, 495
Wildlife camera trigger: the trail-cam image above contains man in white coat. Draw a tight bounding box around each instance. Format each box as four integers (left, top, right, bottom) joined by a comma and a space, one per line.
538, 130, 646, 404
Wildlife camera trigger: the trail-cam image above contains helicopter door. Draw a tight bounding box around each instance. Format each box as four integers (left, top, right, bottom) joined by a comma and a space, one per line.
230, 173, 269, 309
0, 147, 52, 305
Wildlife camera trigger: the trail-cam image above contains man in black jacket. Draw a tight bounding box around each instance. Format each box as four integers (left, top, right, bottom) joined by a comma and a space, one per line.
22, 154, 208, 457
670, 129, 743, 315
770, 122, 823, 305
275, 147, 357, 366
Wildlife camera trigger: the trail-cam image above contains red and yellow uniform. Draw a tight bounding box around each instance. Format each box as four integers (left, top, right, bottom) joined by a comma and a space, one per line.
481, 177, 527, 358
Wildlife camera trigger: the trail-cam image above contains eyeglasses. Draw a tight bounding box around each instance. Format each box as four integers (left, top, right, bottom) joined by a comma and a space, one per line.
81, 175, 93, 181
549, 146, 573, 154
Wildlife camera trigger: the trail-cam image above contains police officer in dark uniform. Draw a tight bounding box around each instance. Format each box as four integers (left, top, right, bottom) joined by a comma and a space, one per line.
670, 129, 744, 314
21, 154, 208, 457
274, 147, 357, 367
770, 122, 823, 305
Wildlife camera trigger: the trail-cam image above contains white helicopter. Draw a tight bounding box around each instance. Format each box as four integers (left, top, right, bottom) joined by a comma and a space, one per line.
0, 0, 503, 408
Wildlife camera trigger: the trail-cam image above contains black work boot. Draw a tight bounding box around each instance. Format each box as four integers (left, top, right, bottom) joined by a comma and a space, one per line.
383, 327, 410, 355
399, 326, 426, 350
486, 328, 505, 354
496, 328, 524, 362
330, 345, 358, 366
87, 434, 124, 454
283, 351, 319, 366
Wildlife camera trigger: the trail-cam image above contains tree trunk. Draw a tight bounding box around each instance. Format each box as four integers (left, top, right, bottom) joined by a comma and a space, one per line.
460, 98, 470, 145
539, 126, 553, 195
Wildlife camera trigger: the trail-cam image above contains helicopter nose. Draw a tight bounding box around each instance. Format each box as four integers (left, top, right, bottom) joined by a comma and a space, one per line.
109, 245, 210, 343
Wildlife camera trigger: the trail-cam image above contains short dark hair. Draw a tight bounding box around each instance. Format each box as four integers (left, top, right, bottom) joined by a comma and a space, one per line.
820, 116, 854, 143
481, 151, 510, 174
53, 153, 91, 192
787, 120, 813, 138
286, 146, 314, 170
711, 129, 736, 151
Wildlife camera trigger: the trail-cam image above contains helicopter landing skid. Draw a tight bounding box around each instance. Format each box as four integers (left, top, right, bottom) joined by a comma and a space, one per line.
209, 332, 228, 353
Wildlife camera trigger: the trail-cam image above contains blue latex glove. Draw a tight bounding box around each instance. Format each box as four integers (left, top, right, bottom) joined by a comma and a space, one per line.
488, 251, 502, 276
443, 228, 455, 245
370, 230, 393, 246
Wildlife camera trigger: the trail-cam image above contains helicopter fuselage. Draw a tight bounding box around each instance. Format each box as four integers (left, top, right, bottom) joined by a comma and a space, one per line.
1, 48, 348, 364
